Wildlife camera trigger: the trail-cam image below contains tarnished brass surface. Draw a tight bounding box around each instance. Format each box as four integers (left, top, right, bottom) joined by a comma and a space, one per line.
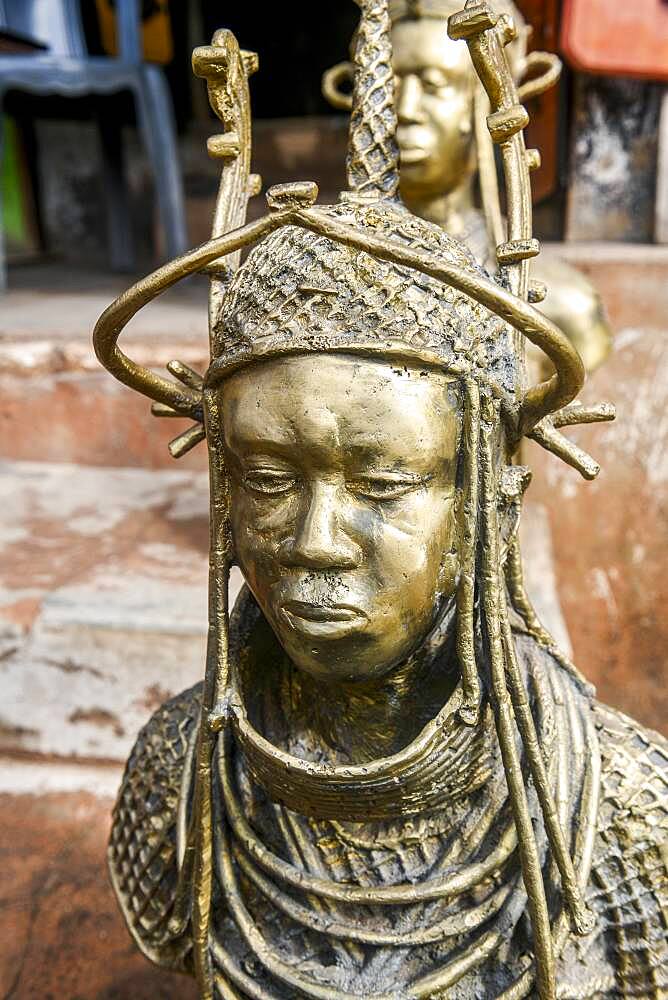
95, 2, 666, 998
324, 0, 612, 381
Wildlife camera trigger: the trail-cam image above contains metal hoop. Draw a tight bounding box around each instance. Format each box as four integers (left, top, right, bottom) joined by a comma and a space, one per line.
321, 61, 354, 110
93, 202, 584, 437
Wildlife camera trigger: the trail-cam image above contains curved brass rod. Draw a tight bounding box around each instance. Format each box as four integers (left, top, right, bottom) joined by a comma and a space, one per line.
322, 60, 354, 110
218, 807, 502, 1000
93, 200, 583, 437
517, 51, 562, 103
231, 840, 516, 946
92, 212, 290, 413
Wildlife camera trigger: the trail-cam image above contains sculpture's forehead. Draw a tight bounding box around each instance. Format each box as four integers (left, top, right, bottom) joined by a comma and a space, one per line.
222, 353, 461, 463
392, 18, 472, 77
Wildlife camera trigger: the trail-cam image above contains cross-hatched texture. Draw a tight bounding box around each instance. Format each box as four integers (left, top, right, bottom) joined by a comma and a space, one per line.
209, 198, 515, 392
347, 0, 400, 197
108, 666, 668, 995
558, 703, 668, 998
108, 684, 201, 972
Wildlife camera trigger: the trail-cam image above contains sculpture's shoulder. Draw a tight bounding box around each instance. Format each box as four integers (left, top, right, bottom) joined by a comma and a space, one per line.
567, 701, 668, 997
108, 683, 202, 973
595, 699, 668, 835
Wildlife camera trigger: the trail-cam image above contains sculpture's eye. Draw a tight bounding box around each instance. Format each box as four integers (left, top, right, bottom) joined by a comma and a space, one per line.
350, 474, 427, 503
420, 69, 450, 94
244, 469, 298, 497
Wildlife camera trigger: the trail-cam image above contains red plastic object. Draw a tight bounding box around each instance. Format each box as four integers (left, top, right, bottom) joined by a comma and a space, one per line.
560, 0, 668, 81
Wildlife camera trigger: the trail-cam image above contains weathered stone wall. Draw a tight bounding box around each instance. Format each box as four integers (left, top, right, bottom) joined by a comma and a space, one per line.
566, 77, 663, 243
529, 244, 668, 731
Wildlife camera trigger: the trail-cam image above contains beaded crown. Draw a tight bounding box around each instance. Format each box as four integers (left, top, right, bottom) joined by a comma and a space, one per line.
209, 200, 515, 392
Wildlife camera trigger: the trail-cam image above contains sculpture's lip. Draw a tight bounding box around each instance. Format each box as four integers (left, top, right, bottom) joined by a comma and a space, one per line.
280, 600, 368, 637
398, 145, 429, 165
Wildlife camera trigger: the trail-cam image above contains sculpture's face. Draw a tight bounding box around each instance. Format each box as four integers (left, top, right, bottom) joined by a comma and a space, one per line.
222, 353, 462, 682
392, 18, 476, 202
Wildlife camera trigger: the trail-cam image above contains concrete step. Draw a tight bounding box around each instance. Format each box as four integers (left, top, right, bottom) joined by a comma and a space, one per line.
0, 368, 208, 470
0, 265, 210, 470
0, 459, 242, 760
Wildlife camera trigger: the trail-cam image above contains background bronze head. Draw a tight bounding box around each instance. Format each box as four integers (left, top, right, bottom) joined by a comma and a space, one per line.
393, 15, 478, 203
392, 0, 527, 210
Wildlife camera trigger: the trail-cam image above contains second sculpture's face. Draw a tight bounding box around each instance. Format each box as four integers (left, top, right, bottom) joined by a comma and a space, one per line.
222, 353, 462, 682
392, 18, 476, 201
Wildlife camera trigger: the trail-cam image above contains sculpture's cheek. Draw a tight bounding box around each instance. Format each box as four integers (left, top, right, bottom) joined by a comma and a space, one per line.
232, 485, 458, 681
234, 492, 302, 549
369, 490, 457, 580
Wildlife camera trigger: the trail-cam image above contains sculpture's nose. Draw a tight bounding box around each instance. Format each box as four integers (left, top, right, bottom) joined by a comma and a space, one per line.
283, 482, 361, 571
396, 74, 426, 125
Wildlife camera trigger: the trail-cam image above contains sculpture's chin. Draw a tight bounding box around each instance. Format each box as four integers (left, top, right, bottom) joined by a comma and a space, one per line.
246, 589, 454, 683
273, 633, 412, 684
267, 617, 419, 684
397, 156, 438, 195
397, 136, 475, 203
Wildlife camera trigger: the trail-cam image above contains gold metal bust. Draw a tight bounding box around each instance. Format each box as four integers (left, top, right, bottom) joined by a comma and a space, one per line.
94, 3, 667, 998
324, 0, 612, 378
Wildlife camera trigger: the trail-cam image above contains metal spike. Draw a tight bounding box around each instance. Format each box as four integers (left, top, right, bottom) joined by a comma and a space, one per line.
169, 423, 207, 459
152, 402, 188, 418
166, 360, 205, 391
529, 422, 601, 480
553, 402, 616, 428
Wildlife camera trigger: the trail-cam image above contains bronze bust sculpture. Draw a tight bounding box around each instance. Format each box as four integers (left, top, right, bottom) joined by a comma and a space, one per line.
94, 2, 667, 997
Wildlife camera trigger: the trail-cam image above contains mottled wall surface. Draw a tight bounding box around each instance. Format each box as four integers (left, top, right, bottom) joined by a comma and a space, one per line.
528, 246, 668, 733
566, 77, 663, 243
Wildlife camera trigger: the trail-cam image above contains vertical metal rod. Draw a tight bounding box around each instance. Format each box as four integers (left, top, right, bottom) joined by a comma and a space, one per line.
457, 378, 482, 722
479, 408, 556, 999
191, 388, 232, 999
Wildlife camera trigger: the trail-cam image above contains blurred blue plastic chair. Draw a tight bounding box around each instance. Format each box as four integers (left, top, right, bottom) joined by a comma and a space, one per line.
0, 0, 187, 288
